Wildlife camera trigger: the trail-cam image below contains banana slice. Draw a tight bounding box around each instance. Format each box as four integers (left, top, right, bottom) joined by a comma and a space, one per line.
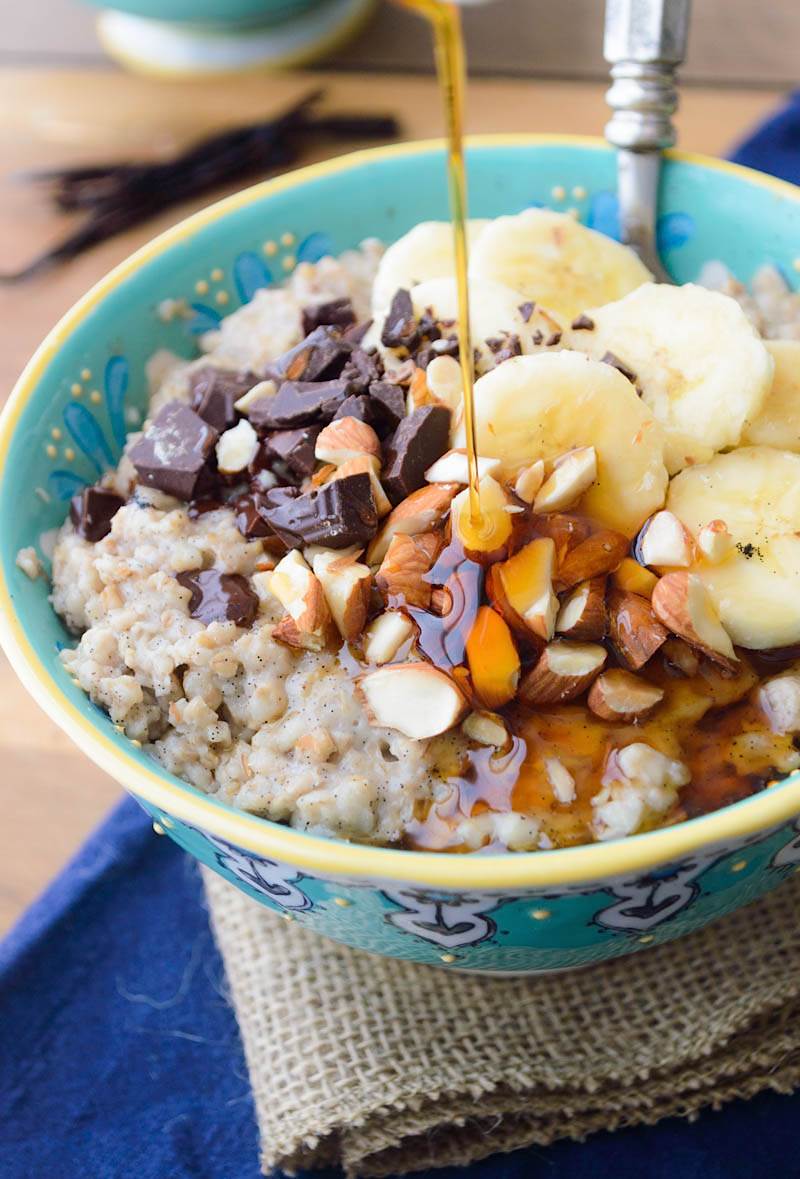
667, 446, 800, 649
468, 207, 652, 321
567, 283, 774, 474
371, 219, 490, 318
464, 351, 669, 536
742, 340, 800, 451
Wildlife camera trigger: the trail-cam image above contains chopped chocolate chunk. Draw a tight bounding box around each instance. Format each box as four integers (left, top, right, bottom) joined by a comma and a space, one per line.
382, 405, 451, 504
416, 310, 442, 342
189, 366, 257, 433
187, 498, 226, 519
260, 472, 377, 549
601, 350, 638, 384
248, 379, 351, 430
264, 425, 320, 477
341, 347, 383, 391
380, 289, 420, 352
265, 325, 351, 384
518, 301, 535, 323
571, 313, 595, 331
232, 491, 287, 553
176, 569, 259, 628
486, 333, 523, 365
69, 487, 125, 542
301, 297, 356, 336
333, 395, 374, 425
343, 320, 374, 346
531, 330, 544, 345
368, 381, 407, 436
546, 331, 562, 347
129, 401, 219, 502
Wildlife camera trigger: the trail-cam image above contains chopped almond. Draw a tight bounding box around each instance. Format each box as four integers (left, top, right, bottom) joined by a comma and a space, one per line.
363, 611, 415, 665
376, 531, 440, 608
465, 605, 521, 709
662, 638, 700, 678
358, 662, 468, 739
315, 416, 381, 466
555, 577, 607, 641
635, 510, 694, 568
607, 587, 668, 670
216, 419, 259, 474
332, 454, 392, 517
269, 550, 333, 647
611, 557, 658, 599
425, 448, 501, 485
462, 710, 510, 748
758, 675, 800, 735
697, 519, 733, 563
272, 614, 329, 652
234, 379, 277, 414
588, 669, 664, 721
544, 756, 576, 804
366, 483, 459, 565
488, 537, 559, 641
651, 572, 737, 669
311, 549, 372, 640
407, 366, 433, 411
430, 586, 453, 616
534, 446, 597, 513
519, 640, 606, 706
425, 354, 463, 410
556, 529, 629, 590
513, 460, 545, 504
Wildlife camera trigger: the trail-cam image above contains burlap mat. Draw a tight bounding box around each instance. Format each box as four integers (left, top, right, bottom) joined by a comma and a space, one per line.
202, 866, 800, 1177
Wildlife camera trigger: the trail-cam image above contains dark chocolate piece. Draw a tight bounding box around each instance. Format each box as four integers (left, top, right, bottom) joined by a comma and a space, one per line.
341, 347, 383, 391
232, 492, 288, 553
367, 381, 406, 436
380, 289, 420, 352
264, 426, 320, 477
518, 301, 535, 323
301, 297, 356, 335
248, 379, 351, 430
343, 320, 374, 346
415, 335, 459, 369
69, 487, 125, 542
189, 366, 258, 433
571, 314, 595, 331
486, 333, 523, 365
265, 325, 351, 384
176, 569, 258, 628
382, 405, 451, 504
128, 401, 219, 502
332, 395, 374, 424
601, 350, 638, 385
187, 498, 226, 519
260, 472, 377, 549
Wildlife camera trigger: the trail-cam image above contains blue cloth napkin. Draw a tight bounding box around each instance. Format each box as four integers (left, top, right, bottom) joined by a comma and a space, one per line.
3, 94, 800, 1179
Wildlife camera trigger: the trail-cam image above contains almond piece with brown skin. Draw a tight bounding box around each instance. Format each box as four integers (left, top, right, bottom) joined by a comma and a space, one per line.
331, 454, 392, 517
272, 614, 330, 652
607, 587, 668, 670
651, 572, 738, 669
588, 669, 664, 721
611, 556, 659, 599
363, 610, 416, 665
269, 549, 334, 648
534, 446, 598, 513
358, 662, 468, 739
556, 528, 629, 590
366, 483, 459, 565
425, 448, 501, 485
487, 536, 559, 642
519, 640, 607, 706
513, 460, 545, 505
555, 577, 607, 641
311, 549, 372, 640
315, 416, 381, 466
376, 531, 440, 608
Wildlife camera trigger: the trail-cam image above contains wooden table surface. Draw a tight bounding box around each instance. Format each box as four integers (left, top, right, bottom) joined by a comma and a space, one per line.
0, 66, 786, 933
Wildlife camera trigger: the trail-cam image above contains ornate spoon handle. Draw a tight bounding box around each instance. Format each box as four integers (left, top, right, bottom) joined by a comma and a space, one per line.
603, 0, 691, 280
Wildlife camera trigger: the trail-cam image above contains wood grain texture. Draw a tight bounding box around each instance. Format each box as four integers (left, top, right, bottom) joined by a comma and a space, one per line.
3, 0, 800, 86
0, 66, 785, 933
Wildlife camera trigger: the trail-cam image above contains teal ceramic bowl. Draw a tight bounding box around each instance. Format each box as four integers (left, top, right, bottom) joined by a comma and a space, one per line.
82, 0, 322, 29
3, 137, 800, 975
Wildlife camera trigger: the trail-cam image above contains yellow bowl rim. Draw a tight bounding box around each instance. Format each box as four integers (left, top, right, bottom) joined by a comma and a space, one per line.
2, 132, 800, 889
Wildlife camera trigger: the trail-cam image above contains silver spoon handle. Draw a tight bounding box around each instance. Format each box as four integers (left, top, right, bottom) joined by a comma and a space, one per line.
604, 0, 691, 153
